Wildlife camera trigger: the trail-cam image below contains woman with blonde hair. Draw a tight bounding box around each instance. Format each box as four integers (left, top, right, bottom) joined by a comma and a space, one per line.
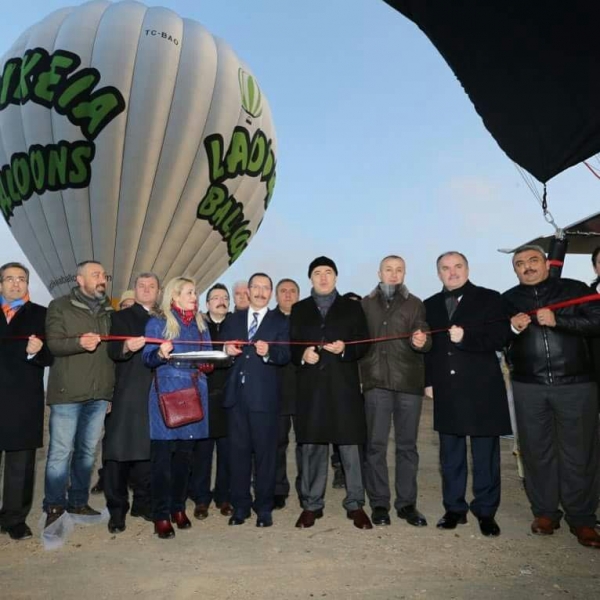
142, 276, 211, 539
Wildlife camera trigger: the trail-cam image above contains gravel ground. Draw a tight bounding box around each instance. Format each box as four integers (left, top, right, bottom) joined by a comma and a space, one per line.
1, 398, 598, 599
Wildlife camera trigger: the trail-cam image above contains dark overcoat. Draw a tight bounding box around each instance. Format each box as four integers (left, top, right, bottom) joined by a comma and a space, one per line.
104, 303, 152, 461
424, 281, 512, 436
205, 314, 231, 439
0, 302, 53, 451
290, 294, 369, 445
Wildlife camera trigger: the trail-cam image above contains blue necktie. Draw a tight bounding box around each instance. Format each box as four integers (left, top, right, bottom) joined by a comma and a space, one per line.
248, 311, 259, 340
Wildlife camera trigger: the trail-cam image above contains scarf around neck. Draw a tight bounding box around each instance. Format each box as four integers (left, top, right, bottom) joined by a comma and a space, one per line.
311, 288, 338, 318
1, 293, 30, 323
171, 302, 197, 326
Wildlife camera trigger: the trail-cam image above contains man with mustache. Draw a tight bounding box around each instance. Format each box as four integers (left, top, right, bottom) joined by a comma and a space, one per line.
503, 245, 600, 548
424, 251, 511, 537
222, 273, 290, 527
189, 283, 233, 519
43, 261, 115, 528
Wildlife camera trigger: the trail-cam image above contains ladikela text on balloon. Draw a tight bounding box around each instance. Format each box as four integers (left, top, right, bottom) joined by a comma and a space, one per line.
0, 141, 95, 223
0, 48, 126, 141
196, 125, 277, 263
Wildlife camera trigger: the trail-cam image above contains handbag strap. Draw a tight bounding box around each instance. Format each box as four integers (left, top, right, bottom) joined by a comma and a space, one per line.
153, 370, 199, 395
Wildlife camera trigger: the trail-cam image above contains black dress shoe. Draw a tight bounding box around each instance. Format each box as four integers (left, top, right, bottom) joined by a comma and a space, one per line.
477, 516, 500, 537
273, 495, 287, 510
256, 514, 273, 527
436, 511, 467, 530
1, 523, 33, 540
108, 516, 126, 534
332, 467, 346, 489
371, 507, 391, 526
130, 507, 153, 522
397, 505, 428, 527
228, 513, 250, 526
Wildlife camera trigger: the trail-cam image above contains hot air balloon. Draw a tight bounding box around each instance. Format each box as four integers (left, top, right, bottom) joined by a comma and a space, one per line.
0, 0, 277, 301
383, 0, 600, 184
383, 0, 600, 273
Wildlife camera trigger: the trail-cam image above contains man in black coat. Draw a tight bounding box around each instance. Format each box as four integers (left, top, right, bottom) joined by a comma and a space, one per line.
189, 283, 233, 519
503, 245, 600, 549
104, 273, 160, 533
424, 251, 511, 537
0, 262, 53, 540
290, 257, 372, 530
273, 278, 302, 510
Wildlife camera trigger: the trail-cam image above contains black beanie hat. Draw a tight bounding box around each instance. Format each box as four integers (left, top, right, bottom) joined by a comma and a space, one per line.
308, 256, 338, 278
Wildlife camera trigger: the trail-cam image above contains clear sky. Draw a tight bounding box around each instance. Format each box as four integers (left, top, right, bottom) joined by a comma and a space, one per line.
1, 0, 599, 308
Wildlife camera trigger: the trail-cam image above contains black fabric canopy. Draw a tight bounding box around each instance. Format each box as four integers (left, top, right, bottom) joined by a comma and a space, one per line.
384, 1, 600, 183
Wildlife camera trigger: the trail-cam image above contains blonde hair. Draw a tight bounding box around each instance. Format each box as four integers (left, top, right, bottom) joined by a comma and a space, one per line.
152, 276, 206, 340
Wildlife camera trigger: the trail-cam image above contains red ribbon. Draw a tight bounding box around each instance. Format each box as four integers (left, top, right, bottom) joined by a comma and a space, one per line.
3, 294, 599, 347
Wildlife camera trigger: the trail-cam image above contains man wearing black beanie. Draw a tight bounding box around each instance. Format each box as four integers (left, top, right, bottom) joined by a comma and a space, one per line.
290, 257, 372, 530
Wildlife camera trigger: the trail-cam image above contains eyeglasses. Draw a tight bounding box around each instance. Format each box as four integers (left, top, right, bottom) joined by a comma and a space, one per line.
250, 284, 271, 292
2, 276, 27, 283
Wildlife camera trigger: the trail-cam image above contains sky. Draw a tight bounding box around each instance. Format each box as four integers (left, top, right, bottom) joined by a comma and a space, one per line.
1, 0, 599, 308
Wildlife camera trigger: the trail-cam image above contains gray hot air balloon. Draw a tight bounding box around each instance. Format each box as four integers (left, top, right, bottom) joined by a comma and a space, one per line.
0, 0, 277, 301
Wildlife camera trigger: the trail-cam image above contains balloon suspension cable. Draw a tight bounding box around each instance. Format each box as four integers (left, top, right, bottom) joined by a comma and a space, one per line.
541, 183, 563, 238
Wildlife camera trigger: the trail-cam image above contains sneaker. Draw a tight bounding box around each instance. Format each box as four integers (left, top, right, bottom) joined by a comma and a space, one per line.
45, 506, 65, 528
67, 504, 101, 516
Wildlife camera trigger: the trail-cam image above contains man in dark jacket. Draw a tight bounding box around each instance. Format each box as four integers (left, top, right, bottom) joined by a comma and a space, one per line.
189, 283, 233, 519
360, 255, 431, 527
103, 272, 160, 533
503, 245, 600, 548
0, 262, 53, 540
273, 278, 301, 510
290, 257, 372, 530
43, 260, 115, 528
425, 251, 511, 537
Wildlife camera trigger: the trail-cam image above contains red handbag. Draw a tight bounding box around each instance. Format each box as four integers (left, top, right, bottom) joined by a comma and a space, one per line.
153, 372, 204, 428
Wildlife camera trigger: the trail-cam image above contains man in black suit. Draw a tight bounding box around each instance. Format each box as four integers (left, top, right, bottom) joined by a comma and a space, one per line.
424, 251, 511, 537
103, 272, 160, 533
0, 262, 53, 540
222, 273, 290, 527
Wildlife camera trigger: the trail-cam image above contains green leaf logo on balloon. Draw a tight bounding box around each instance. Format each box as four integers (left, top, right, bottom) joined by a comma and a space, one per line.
239, 69, 263, 119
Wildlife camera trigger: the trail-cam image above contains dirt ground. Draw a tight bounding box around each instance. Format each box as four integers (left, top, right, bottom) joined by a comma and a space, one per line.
1, 399, 598, 600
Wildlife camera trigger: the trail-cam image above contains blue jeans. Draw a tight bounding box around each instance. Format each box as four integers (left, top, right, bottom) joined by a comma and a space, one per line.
43, 400, 109, 510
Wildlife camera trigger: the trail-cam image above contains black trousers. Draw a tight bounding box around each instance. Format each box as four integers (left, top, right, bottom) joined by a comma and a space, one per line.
228, 398, 278, 518
439, 434, 501, 518
513, 381, 599, 528
275, 414, 302, 498
104, 459, 151, 518
0, 449, 36, 527
189, 437, 230, 506
150, 440, 195, 521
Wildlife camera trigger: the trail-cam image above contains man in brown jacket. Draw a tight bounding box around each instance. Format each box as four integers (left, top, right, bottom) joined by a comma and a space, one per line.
360, 255, 431, 527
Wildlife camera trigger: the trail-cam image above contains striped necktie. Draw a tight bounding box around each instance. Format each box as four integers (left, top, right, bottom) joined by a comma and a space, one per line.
248, 311, 259, 340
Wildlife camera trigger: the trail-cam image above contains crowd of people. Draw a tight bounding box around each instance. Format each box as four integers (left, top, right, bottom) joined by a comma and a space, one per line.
0, 247, 599, 549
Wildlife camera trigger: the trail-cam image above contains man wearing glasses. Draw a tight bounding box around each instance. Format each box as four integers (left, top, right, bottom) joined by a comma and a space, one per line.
0, 262, 53, 540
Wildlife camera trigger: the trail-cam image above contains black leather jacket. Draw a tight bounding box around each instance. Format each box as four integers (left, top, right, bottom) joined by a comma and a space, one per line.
502, 277, 600, 385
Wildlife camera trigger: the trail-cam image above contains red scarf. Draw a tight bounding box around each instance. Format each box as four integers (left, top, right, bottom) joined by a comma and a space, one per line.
171, 302, 197, 326
1, 293, 30, 323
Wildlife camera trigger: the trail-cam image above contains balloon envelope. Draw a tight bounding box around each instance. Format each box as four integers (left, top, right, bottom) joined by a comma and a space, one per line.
384, 0, 600, 183
0, 0, 277, 300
